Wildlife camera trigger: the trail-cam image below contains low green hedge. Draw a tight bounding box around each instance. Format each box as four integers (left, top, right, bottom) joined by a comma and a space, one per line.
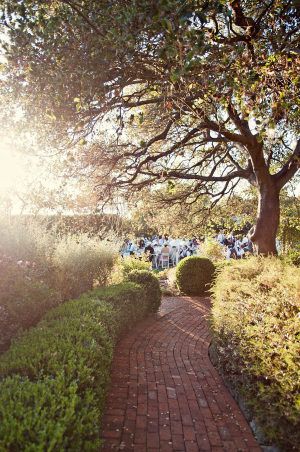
211, 257, 300, 451
176, 256, 215, 295
0, 279, 159, 450
127, 270, 161, 312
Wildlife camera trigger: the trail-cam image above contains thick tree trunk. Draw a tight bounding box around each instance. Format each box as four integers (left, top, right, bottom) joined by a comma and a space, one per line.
250, 182, 280, 255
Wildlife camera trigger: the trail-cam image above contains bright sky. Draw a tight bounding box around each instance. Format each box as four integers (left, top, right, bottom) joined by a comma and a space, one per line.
0, 138, 27, 194
0, 132, 105, 215
0, 133, 58, 213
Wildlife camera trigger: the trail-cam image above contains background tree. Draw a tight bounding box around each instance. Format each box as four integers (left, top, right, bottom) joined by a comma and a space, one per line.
130, 185, 255, 238
131, 184, 300, 248
1, 0, 299, 254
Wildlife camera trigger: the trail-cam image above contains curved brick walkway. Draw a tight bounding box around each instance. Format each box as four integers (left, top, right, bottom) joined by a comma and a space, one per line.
101, 296, 260, 451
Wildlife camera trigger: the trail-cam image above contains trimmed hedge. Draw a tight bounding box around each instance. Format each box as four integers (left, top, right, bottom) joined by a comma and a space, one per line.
211, 257, 300, 451
0, 278, 159, 450
176, 256, 215, 295
127, 270, 162, 312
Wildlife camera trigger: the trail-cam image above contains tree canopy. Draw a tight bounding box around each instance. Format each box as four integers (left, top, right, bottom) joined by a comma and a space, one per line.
1, 0, 299, 253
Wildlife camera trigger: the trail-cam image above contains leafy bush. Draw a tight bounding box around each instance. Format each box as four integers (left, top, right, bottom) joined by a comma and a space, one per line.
111, 254, 151, 283
0, 218, 54, 270
0, 219, 118, 350
0, 375, 100, 452
52, 234, 117, 299
0, 218, 118, 297
201, 237, 225, 261
127, 270, 162, 312
176, 256, 215, 295
0, 257, 60, 353
0, 281, 151, 450
284, 246, 300, 267
211, 257, 300, 450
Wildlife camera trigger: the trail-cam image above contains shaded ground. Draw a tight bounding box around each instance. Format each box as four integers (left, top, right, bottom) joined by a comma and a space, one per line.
101, 296, 260, 451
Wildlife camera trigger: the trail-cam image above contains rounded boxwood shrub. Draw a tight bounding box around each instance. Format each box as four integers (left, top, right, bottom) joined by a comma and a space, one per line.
176, 256, 215, 295
127, 270, 162, 312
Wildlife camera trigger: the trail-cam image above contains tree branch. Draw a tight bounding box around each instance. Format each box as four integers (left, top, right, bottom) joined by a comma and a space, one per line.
274, 138, 300, 189
62, 0, 105, 37
204, 118, 253, 146
164, 169, 246, 183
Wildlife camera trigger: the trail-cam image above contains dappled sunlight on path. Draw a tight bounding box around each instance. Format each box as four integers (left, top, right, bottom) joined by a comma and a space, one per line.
101, 296, 260, 451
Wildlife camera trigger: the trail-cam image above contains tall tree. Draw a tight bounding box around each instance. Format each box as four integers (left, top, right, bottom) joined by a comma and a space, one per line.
1, 0, 299, 253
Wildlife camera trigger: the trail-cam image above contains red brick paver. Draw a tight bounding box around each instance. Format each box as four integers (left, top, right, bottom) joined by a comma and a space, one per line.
101, 296, 260, 451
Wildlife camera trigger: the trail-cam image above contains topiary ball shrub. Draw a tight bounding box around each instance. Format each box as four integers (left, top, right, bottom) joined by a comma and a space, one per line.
127, 270, 162, 312
176, 256, 215, 295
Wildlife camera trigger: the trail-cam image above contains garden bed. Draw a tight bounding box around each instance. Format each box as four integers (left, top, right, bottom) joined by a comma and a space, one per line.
210, 257, 300, 451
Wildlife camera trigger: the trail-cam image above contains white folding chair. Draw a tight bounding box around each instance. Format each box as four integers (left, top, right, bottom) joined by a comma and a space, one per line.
161, 253, 170, 269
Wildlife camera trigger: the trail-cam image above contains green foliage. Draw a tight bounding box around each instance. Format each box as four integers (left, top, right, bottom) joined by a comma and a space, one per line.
0, 218, 117, 350
0, 218, 55, 282
0, 257, 60, 353
52, 234, 116, 299
0, 281, 151, 450
0, 375, 100, 452
131, 188, 256, 239
211, 257, 300, 450
278, 190, 300, 253
111, 255, 151, 283
201, 237, 225, 262
127, 270, 162, 312
176, 256, 215, 295
285, 248, 300, 267
47, 213, 130, 238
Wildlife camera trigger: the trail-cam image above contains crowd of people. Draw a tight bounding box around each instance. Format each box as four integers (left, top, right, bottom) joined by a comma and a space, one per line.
120, 231, 254, 268
120, 235, 199, 268
216, 231, 254, 259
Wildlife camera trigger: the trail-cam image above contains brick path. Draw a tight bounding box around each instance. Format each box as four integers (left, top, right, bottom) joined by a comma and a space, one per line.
101, 296, 260, 451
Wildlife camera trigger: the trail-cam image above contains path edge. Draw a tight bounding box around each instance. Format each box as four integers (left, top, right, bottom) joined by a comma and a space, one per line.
208, 341, 280, 452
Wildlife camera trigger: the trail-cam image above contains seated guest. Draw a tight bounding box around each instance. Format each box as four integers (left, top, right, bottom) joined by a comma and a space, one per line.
161, 243, 170, 255
235, 237, 245, 258
138, 238, 145, 249
225, 246, 232, 260
241, 235, 253, 253
226, 240, 237, 259
217, 231, 226, 244
242, 235, 249, 246
227, 232, 235, 247
247, 240, 254, 253
192, 237, 199, 246
128, 242, 136, 255
180, 245, 190, 259
188, 240, 197, 255
120, 240, 129, 256
144, 242, 155, 262
153, 242, 160, 252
